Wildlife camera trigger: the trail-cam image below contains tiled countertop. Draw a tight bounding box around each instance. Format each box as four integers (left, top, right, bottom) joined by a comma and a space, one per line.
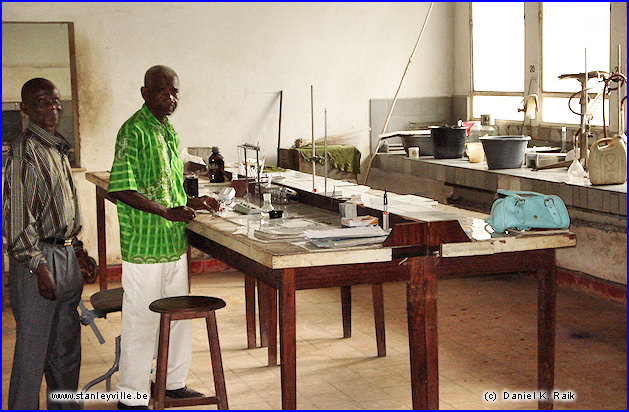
374, 154, 627, 217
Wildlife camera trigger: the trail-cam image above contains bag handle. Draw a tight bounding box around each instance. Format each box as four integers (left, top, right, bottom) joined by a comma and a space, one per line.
544, 197, 564, 226
498, 190, 531, 225
497, 189, 545, 200
498, 189, 564, 227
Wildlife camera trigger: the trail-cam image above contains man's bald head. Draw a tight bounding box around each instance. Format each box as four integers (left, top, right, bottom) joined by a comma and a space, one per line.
144, 65, 178, 89
21, 78, 57, 103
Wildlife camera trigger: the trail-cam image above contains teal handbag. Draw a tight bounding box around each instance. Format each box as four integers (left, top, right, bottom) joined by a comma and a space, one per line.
485, 189, 570, 233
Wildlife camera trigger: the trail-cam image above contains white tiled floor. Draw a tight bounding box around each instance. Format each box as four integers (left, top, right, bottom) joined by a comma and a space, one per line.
2, 270, 626, 409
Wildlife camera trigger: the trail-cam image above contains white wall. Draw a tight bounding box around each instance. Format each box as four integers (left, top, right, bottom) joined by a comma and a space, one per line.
2, 2, 453, 263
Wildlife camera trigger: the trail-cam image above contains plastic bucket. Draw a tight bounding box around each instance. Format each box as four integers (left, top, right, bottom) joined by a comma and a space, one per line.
401, 134, 433, 156
430, 126, 467, 159
480, 135, 530, 169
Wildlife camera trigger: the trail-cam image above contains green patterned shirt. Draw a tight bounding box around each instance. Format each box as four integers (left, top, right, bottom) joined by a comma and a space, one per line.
108, 104, 187, 264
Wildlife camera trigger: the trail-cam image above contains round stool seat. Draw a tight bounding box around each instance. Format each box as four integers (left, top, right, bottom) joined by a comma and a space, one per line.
90, 287, 124, 315
149, 296, 226, 314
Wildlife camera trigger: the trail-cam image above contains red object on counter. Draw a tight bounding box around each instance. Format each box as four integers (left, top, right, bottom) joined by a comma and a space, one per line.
461, 121, 476, 136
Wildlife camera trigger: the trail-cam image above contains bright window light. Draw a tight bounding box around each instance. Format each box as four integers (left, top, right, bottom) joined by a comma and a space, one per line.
543, 96, 608, 125
542, 2, 610, 125
472, 2, 524, 93
472, 96, 526, 121
542, 2, 610, 93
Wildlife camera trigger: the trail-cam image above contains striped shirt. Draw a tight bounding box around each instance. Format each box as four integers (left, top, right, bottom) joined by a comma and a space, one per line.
2, 121, 82, 271
108, 104, 188, 264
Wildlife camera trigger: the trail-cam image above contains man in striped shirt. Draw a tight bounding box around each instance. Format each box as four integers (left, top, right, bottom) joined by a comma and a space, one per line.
108, 65, 218, 409
2, 78, 83, 409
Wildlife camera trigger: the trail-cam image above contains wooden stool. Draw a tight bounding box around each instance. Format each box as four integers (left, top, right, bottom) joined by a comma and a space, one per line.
149, 296, 228, 410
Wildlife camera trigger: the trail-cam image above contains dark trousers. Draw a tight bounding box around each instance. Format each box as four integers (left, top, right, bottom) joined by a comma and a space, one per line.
8, 242, 84, 410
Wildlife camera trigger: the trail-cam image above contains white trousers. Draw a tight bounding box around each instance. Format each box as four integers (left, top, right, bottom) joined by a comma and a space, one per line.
116, 254, 191, 406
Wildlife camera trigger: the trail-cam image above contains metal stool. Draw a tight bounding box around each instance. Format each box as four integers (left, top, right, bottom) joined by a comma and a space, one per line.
78, 288, 124, 405
149, 296, 228, 410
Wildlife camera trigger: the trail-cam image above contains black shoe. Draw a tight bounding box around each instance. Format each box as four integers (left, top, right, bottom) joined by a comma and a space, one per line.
165, 386, 204, 399
150, 382, 204, 399
117, 401, 149, 410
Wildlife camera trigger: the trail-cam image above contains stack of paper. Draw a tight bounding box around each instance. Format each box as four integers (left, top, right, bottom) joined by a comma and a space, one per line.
305, 226, 391, 248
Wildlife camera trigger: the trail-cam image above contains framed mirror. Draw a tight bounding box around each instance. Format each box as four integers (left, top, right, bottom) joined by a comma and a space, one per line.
2, 22, 80, 167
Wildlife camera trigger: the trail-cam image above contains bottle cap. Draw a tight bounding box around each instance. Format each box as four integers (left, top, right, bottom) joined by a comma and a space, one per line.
212, 146, 219, 153
480, 114, 494, 126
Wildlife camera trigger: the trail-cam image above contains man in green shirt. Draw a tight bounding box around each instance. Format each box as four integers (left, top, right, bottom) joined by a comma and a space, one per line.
108, 65, 218, 409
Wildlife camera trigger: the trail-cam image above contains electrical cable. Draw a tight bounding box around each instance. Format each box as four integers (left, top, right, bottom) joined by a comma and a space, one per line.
601, 72, 627, 138
567, 78, 604, 117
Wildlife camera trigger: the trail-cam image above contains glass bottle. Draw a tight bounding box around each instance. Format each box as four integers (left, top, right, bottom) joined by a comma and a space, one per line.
207, 146, 225, 183
261, 192, 274, 212
480, 114, 497, 137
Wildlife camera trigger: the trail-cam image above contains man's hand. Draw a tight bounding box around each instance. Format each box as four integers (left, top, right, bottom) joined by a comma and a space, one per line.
35, 263, 57, 300
163, 205, 197, 223
187, 195, 219, 212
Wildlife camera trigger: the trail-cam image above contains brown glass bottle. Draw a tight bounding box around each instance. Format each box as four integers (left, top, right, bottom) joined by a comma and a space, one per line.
207, 146, 225, 183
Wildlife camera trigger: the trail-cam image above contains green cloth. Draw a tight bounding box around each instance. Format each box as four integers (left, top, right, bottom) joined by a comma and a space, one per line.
108, 104, 188, 264
263, 165, 286, 172
294, 145, 361, 174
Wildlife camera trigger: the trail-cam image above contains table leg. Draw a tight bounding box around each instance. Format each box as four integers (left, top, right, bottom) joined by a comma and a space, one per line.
186, 246, 191, 293
279, 268, 296, 410
244, 276, 257, 349
341, 286, 351, 338
406, 256, 439, 410
258, 281, 271, 348
96, 188, 108, 291
537, 250, 557, 410
262, 282, 278, 367
372, 283, 386, 357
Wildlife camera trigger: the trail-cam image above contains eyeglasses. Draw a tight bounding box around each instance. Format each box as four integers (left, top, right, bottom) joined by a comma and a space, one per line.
29, 97, 62, 111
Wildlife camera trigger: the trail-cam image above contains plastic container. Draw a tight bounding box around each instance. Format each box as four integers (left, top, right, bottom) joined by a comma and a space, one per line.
479, 135, 530, 169
588, 136, 627, 185
467, 122, 483, 143
430, 126, 467, 159
207, 146, 225, 183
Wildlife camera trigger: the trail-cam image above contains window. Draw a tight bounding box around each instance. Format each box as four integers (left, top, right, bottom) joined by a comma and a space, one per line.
471, 2, 524, 120
542, 2, 610, 125
471, 2, 613, 126
2, 22, 80, 167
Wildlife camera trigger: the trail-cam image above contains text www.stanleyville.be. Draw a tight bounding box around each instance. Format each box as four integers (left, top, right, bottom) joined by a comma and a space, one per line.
484, 390, 576, 402
49, 391, 149, 403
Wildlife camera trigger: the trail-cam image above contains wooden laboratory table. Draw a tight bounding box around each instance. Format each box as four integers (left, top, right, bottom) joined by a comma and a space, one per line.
85, 171, 576, 410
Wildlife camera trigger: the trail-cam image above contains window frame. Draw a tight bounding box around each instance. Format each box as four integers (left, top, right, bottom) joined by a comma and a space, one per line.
469, 2, 526, 120
469, 2, 616, 129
